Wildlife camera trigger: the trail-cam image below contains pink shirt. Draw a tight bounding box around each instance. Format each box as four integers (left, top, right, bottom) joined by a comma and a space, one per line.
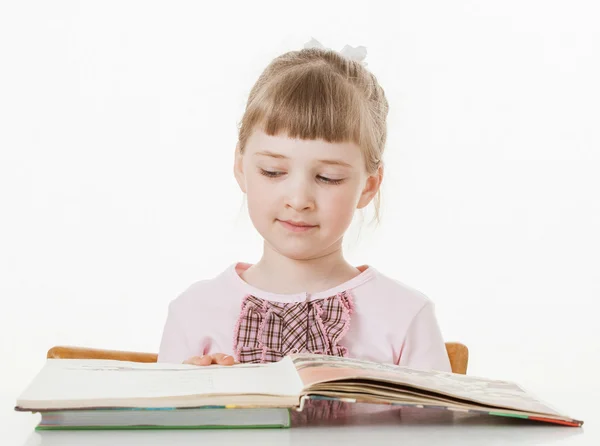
157, 263, 452, 372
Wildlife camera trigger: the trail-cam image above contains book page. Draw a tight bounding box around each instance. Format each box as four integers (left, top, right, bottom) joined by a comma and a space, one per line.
291, 354, 562, 416
17, 357, 304, 404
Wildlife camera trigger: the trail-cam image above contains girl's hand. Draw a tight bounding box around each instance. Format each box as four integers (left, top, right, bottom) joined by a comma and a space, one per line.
182, 353, 235, 366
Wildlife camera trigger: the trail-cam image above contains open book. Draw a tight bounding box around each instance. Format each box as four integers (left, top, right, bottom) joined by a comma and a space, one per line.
15, 353, 583, 429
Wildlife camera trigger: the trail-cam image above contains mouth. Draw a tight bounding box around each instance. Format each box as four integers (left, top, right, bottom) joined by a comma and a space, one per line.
277, 219, 318, 233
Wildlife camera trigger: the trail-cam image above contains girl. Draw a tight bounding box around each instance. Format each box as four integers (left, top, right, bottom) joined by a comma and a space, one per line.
157, 40, 452, 373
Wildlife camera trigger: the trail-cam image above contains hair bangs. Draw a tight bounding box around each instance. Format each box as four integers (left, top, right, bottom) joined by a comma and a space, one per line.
247, 66, 363, 146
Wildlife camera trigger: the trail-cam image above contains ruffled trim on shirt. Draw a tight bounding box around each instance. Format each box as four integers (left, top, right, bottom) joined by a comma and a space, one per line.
229, 263, 375, 303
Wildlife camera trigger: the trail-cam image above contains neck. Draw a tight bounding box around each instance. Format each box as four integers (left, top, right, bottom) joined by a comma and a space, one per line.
244, 240, 360, 294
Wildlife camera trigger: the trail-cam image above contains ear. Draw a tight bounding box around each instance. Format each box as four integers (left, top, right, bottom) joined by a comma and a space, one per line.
233, 143, 247, 193
357, 164, 383, 209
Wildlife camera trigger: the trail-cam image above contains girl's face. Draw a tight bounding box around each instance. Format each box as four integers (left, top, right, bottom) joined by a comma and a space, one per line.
235, 128, 382, 261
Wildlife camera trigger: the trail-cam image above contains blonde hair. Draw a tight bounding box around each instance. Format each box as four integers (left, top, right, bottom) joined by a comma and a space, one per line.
237, 47, 389, 223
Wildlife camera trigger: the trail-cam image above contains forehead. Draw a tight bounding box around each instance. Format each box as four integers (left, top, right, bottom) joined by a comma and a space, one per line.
246, 129, 363, 164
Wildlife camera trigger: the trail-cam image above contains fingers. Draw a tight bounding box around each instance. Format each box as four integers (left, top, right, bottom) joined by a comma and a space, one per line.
182, 355, 214, 366
212, 353, 235, 366
182, 354, 235, 366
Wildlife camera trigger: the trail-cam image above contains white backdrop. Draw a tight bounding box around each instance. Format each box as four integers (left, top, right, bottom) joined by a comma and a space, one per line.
1, 1, 599, 443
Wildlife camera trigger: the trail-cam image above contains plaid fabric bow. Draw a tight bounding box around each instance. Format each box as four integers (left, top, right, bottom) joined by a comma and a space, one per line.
233, 291, 354, 363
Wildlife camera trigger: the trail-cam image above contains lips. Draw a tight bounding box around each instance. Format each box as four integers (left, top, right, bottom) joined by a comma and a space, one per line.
278, 219, 318, 232
283, 220, 315, 227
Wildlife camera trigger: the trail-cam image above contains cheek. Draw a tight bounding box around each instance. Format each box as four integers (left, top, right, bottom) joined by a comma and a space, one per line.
319, 187, 360, 224
245, 176, 277, 218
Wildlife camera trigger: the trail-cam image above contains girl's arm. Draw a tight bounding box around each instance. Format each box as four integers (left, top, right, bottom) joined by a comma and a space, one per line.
398, 302, 452, 372
157, 300, 234, 366
157, 301, 192, 363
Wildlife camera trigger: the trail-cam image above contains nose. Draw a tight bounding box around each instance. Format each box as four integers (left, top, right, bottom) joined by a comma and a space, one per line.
284, 175, 315, 212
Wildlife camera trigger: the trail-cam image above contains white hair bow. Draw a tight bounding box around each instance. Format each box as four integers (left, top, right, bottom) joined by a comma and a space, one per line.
304, 37, 368, 66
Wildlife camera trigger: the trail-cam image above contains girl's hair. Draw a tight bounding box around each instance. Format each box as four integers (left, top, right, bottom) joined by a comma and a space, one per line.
237, 47, 389, 223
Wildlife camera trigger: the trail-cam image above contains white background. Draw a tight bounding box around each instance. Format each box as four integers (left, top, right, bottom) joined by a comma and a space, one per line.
1, 1, 598, 444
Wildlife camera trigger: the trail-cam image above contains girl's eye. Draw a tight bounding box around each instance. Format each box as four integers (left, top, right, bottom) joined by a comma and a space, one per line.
260, 169, 343, 185
317, 175, 344, 185
259, 168, 285, 178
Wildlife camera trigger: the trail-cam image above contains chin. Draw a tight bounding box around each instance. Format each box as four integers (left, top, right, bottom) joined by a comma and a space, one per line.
265, 237, 330, 261
272, 243, 321, 261
255, 221, 343, 261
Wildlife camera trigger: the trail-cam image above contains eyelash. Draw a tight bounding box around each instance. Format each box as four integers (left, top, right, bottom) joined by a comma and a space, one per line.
259, 169, 344, 185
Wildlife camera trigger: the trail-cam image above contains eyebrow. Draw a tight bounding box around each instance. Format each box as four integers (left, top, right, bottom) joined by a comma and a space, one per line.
255, 151, 352, 168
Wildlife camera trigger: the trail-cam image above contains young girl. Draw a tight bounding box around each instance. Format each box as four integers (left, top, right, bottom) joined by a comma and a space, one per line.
157, 40, 452, 374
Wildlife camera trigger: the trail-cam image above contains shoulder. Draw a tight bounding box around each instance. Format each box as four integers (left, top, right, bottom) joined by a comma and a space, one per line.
353, 267, 434, 315
167, 264, 241, 315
